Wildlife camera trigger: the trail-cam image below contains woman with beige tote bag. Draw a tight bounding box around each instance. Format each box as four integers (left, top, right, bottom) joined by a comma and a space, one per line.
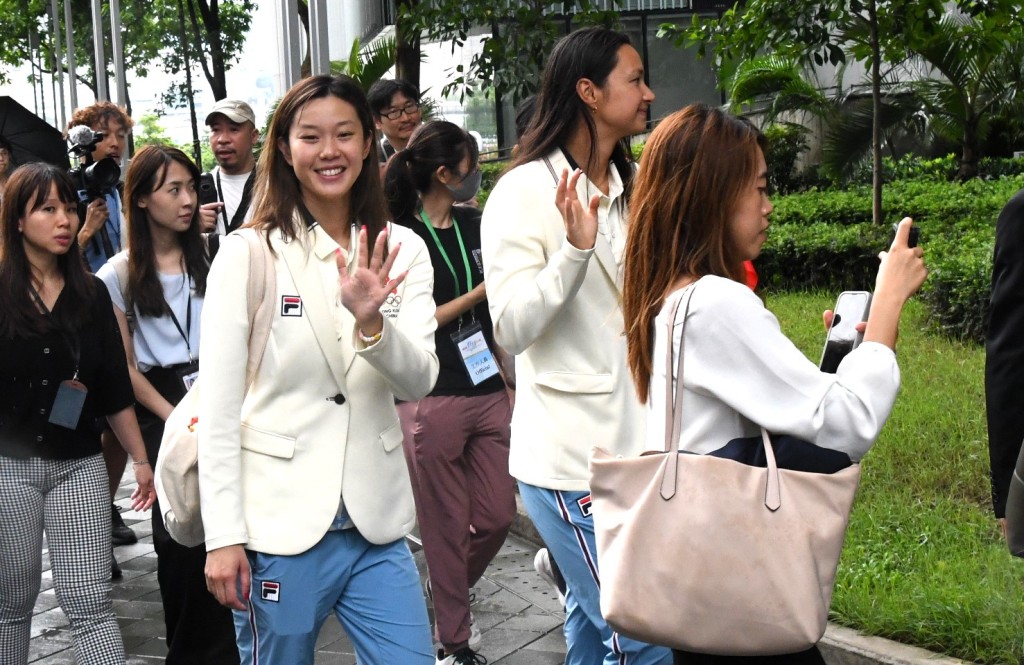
566, 104, 927, 663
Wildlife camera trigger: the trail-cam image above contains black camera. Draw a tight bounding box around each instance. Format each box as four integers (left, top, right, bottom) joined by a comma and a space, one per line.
198, 172, 219, 206
67, 125, 120, 202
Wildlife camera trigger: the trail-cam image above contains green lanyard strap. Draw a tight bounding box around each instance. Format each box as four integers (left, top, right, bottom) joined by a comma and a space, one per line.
419, 209, 474, 297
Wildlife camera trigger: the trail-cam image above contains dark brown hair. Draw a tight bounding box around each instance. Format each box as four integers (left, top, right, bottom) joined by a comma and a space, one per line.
123, 145, 209, 318
67, 100, 134, 134
0, 163, 94, 337
511, 28, 636, 190
248, 75, 389, 245
623, 104, 767, 402
384, 120, 478, 222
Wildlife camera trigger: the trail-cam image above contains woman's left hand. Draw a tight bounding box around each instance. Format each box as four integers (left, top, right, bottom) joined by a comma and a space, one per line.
338, 226, 407, 334
130, 463, 156, 512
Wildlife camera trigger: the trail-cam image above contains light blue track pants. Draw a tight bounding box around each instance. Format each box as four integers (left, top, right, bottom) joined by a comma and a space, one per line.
519, 481, 673, 665
234, 529, 433, 665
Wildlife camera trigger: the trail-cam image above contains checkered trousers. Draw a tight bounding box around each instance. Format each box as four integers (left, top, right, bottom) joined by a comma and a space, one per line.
0, 453, 126, 664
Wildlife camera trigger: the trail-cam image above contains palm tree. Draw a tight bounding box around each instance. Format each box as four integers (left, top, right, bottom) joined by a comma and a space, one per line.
907, 12, 1024, 180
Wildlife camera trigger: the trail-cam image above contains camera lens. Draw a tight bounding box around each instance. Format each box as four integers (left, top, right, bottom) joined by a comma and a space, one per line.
84, 158, 120, 192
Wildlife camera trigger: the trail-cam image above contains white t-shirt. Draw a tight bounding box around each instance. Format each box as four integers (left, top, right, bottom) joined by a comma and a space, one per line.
214, 167, 253, 235
97, 262, 205, 371
648, 276, 900, 462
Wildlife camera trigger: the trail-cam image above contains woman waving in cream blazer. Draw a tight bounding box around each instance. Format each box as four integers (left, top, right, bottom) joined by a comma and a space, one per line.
198, 75, 439, 665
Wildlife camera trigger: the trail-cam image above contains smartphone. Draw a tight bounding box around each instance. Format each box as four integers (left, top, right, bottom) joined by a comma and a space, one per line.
820, 291, 872, 373
197, 172, 218, 206
891, 222, 920, 248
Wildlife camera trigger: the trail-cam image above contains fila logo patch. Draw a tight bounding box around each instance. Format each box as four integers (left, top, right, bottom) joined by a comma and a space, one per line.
577, 494, 593, 518
261, 581, 280, 602
281, 295, 303, 317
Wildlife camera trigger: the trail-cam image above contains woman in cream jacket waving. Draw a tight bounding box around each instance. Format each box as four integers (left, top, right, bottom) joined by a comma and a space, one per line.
198, 75, 439, 665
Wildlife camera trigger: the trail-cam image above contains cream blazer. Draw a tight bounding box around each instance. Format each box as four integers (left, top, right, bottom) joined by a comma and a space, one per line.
198, 221, 438, 555
481, 149, 646, 491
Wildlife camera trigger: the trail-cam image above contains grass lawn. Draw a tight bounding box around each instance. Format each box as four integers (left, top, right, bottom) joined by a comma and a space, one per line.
768, 291, 1023, 665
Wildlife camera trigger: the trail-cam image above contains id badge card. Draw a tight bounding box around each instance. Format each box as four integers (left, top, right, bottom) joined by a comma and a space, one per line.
451, 321, 500, 386
176, 361, 200, 392
49, 380, 88, 429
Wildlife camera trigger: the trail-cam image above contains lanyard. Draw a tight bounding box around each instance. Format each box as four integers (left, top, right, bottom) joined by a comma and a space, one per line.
164, 275, 194, 362
28, 284, 81, 381
419, 209, 473, 298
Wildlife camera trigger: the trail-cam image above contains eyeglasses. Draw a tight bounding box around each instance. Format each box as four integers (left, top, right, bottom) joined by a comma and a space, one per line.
380, 101, 420, 120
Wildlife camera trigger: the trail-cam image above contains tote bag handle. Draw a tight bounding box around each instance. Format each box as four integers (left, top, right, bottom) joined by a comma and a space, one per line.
659, 283, 781, 510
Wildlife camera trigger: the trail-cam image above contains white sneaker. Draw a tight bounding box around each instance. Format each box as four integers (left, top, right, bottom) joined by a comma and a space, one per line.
533, 548, 566, 607
435, 647, 488, 664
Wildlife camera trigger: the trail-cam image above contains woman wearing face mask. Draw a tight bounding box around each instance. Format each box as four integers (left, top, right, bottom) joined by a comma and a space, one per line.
0, 163, 155, 665
384, 120, 514, 665
95, 145, 238, 664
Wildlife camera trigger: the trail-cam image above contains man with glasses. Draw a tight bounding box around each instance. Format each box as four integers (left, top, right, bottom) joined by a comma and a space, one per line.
368, 79, 423, 162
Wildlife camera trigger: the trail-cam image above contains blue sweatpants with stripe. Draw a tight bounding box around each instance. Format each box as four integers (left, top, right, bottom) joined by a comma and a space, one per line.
234, 528, 433, 665
520, 481, 673, 665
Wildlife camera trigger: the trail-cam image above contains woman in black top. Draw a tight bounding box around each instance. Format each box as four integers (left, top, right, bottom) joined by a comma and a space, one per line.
0, 163, 155, 665
384, 121, 515, 665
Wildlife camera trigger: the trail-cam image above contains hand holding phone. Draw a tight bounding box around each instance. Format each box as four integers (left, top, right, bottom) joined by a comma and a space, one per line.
820, 291, 872, 373
891, 222, 920, 248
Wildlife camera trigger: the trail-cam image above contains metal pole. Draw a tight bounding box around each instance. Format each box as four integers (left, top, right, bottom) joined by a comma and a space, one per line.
28, 28, 39, 115
277, 0, 301, 89
109, 0, 127, 105
92, 0, 108, 100
309, 0, 330, 76
64, 0, 78, 111
50, 0, 67, 129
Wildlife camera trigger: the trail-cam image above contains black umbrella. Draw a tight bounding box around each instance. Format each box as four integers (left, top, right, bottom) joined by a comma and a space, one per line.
0, 96, 71, 170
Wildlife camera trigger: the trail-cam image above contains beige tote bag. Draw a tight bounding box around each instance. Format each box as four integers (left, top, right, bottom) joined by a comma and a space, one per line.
589, 283, 861, 656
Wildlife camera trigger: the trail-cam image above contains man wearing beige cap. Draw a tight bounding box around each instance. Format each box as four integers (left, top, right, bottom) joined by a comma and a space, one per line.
199, 99, 259, 236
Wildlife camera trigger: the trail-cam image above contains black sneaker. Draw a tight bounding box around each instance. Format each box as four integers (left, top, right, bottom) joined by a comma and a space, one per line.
435, 647, 487, 665
111, 503, 137, 546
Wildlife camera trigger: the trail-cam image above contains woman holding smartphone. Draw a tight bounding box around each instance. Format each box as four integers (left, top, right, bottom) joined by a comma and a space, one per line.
0, 163, 154, 664
200, 74, 439, 665
96, 145, 238, 664
597, 103, 927, 663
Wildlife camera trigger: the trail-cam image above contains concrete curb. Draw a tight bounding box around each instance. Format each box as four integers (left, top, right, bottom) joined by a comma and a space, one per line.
509, 495, 976, 665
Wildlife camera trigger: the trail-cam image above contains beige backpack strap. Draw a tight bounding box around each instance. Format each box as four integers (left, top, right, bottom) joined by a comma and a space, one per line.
239, 229, 275, 389
109, 251, 136, 334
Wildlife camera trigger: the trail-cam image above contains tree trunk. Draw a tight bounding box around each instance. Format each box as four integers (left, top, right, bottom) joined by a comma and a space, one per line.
395, 1, 421, 89
178, 0, 202, 167
297, 0, 311, 80
869, 0, 883, 225
958, 122, 979, 181
188, 0, 227, 99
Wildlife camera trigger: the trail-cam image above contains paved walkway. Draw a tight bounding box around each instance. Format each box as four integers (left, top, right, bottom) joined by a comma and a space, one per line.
27, 474, 567, 664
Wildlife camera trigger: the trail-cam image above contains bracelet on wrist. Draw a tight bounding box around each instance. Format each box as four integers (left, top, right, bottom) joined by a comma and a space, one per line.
132, 460, 150, 466
358, 328, 382, 345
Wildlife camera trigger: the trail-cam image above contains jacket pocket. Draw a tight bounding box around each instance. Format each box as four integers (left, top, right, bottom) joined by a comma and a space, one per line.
240, 424, 296, 459
379, 423, 403, 453
533, 371, 614, 394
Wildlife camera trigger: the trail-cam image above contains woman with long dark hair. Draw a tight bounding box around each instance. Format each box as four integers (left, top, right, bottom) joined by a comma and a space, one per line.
385, 120, 514, 665
199, 74, 439, 665
480, 26, 671, 665
95, 145, 238, 664
0, 163, 155, 664
609, 104, 926, 663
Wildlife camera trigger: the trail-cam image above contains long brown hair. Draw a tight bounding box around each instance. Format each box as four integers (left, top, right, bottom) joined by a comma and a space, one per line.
623, 104, 767, 403
123, 145, 209, 318
0, 164, 94, 338
249, 75, 389, 245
